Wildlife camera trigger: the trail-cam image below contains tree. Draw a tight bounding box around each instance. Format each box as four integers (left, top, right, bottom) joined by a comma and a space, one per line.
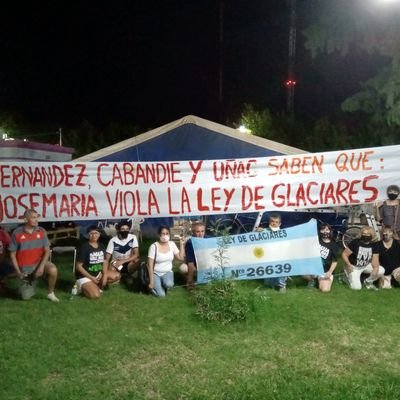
238, 104, 274, 139
303, 0, 400, 126
0, 111, 25, 138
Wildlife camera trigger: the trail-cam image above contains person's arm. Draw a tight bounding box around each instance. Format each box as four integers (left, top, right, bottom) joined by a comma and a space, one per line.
341, 248, 354, 273
375, 202, 383, 222
113, 247, 140, 270
147, 244, 156, 289
101, 257, 108, 288
325, 261, 337, 278
0, 230, 11, 264
9, 251, 25, 279
174, 237, 185, 262
105, 252, 112, 264
32, 247, 51, 278
371, 253, 380, 277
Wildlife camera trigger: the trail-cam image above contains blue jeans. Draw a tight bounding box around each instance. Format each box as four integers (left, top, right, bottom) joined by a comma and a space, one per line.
153, 271, 174, 297
264, 276, 287, 289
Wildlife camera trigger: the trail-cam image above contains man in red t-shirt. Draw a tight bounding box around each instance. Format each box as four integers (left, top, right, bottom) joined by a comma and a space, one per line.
9, 209, 59, 302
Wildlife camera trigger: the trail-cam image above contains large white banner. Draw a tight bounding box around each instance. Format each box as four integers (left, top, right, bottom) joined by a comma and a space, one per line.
0, 145, 398, 223
192, 219, 324, 283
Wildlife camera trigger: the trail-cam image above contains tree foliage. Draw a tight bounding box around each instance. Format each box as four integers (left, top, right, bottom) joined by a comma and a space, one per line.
303, 0, 400, 126
238, 104, 400, 152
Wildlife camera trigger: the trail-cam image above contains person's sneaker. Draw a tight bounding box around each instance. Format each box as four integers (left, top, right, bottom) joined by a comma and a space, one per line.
47, 292, 60, 302
307, 280, 316, 289
278, 286, 287, 294
364, 281, 378, 291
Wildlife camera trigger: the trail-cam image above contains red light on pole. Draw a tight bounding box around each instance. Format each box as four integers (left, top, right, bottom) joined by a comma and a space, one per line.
285, 80, 297, 87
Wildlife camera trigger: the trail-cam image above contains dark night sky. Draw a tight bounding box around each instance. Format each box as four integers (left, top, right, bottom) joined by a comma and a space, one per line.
0, 1, 384, 131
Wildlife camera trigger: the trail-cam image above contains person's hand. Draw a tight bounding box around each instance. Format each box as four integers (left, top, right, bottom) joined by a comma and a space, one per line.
100, 277, 108, 289
346, 264, 354, 274
148, 281, 154, 290
17, 271, 27, 280
324, 271, 332, 279
370, 268, 379, 280
112, 260, 122, 270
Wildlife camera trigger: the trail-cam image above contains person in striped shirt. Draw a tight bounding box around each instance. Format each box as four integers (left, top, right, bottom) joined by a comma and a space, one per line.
9, 209, 59, 302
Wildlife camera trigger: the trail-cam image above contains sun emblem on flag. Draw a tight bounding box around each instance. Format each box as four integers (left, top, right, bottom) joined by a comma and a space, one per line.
253, 247, 264, 259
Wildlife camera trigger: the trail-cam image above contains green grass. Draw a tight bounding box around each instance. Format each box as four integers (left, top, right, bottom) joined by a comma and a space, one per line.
1, 255, 400, 400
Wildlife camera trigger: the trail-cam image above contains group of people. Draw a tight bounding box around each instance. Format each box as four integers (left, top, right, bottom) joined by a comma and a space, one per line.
0, 209, 187, 300
1, 184, 400, 301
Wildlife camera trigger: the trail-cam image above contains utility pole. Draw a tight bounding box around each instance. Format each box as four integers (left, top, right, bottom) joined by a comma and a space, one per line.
286, 0, 297, 114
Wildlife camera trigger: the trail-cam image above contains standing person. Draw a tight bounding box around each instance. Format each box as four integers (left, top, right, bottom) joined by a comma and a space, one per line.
304, 224, 340, 292
342, 226, 384, 290
264, 214, 288, 293
0, 226, 13, 292
374, 226, 400, 289
376, 185, 400, 239
75, 225, 108, 299
9, 209, 59, 302
179, 221, 206, 290
147, 226, 185, 297
105, 220, 140, 284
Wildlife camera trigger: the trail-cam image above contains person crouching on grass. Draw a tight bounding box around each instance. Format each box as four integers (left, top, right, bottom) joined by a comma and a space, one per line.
105, 220, 140, 285
179, 221, 206, 290
304, 224, 340, 292
342, 226, 384, 290
374, 226, 400, 289
9, 209, 59, 302
147, 226, 185, 297
75, 226, 108, 299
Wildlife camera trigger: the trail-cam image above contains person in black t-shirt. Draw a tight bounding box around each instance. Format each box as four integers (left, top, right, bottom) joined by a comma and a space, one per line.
75, 225, 108, 299
305, 224, 341, 292
342, 226, 384, 290
375, 226, 400, 289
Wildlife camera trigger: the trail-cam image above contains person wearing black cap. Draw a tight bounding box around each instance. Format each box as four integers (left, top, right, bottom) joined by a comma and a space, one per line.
75, 225, 108, 299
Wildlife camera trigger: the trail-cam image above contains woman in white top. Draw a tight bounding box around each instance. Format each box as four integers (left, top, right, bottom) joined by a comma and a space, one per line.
147, 226, 185, 297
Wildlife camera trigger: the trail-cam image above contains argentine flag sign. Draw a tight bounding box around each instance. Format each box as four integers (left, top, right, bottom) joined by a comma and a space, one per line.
192, 219, 324, 284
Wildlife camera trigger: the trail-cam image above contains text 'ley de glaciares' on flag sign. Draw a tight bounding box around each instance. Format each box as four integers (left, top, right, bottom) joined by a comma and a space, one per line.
191, 219, 324, 284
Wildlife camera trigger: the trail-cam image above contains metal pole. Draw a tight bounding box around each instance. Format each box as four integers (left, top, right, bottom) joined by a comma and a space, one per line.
286, 0, 297, 114
219, 0, 224, 121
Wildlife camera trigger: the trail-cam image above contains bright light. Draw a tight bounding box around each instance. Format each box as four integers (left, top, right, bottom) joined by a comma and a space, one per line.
238, 125, 251, 134
1, 133, 14, 141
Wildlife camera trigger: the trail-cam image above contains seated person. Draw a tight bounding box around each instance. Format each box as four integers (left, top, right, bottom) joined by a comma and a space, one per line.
264, 214, 288, 293
9, 209, 59, 302
374, 226, 400, 289
179, 221, 206, 290
0, 225, 14, 293
342, 226, 384, 290
75, 225, 108, 299
105, 220, 140, 284
147, 226, 185, 297
304, 224, 340, 292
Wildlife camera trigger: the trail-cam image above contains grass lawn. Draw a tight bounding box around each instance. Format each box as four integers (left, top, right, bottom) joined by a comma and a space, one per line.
1, 253, 400, 400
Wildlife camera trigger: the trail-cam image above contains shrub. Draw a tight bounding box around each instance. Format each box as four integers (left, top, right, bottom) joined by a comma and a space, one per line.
193, 279, 254, 325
